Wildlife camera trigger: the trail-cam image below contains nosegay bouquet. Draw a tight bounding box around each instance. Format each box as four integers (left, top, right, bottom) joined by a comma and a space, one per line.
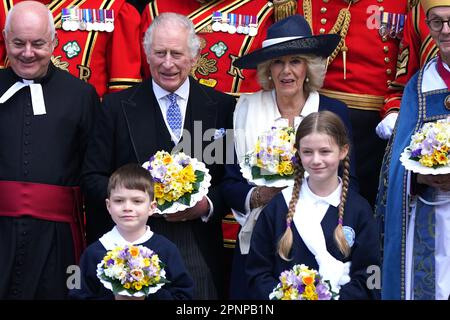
241, 126, 296, 187
270, 264, 336, 300
400, 117, 450, 175
143, 151, 211, 214
96, 245, 169, 297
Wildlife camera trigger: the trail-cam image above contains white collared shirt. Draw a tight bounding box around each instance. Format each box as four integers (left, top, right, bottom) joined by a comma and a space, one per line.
99, 226, 154, 251
289, 177, 342, 225
153, 78, 190, 144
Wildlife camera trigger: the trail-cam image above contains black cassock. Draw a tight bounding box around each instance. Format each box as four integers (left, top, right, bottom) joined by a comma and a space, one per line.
0, 64, 98, 299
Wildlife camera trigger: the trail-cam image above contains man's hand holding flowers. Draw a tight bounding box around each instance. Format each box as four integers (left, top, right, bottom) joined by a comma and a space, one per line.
163, 197, 210, 222
417, 173, 450, 192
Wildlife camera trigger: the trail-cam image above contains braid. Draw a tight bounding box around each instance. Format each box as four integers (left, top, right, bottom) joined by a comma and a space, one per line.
273, 0, 298, 22
291, 110, 352, 258
334, 155, 351, 257
278, 158, 304, 261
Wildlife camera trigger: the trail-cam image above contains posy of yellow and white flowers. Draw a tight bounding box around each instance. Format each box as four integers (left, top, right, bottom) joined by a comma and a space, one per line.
408, 117, 450, 168
270, 264, 336, 300
96, 245, 169, 297
144, 151, 211, 213
245, 126, 297, 181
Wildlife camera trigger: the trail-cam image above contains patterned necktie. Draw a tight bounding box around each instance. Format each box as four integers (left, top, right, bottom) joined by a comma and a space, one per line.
166, 93, 182, 139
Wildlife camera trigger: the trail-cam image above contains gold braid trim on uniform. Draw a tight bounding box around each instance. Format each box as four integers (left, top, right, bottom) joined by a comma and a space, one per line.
303, 0, 352, 67
319, 88, 384, 111
273, 0, 297, 22
395, 47, 409, 79
408, 0, 419, 10
3, 0, 13, 11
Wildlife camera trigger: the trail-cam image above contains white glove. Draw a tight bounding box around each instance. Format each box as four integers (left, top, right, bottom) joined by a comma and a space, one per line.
339, 261, 352, 286
316, 254, 349, 293
375, 112, 398, 140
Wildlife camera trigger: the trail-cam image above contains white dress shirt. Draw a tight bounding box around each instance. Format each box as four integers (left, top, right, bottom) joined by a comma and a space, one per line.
153, 78, 190, 144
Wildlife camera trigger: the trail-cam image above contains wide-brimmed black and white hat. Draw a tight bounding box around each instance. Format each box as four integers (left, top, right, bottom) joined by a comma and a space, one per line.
233, 14, 340, 69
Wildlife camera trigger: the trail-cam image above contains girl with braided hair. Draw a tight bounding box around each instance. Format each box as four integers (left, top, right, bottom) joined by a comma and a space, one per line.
246, 111, 380, 300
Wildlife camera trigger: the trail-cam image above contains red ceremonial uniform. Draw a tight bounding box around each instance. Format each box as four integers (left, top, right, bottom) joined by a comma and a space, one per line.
298, 0, 410, 206
0, 0, 142, 97
140, 0, 275, 97
298, 0, 408, 114
383, 3, 438, 117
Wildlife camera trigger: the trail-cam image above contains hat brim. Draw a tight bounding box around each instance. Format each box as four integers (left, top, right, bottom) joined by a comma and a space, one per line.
234, 34, 341, 69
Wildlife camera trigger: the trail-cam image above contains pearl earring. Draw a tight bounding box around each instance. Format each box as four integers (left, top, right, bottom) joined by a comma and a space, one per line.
305, 77, 310, 83
268, 75, 272, 80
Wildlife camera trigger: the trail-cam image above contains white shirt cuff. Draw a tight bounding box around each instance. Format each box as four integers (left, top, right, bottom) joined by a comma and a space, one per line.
201, 196, 214, 222
231, 187, 256, 226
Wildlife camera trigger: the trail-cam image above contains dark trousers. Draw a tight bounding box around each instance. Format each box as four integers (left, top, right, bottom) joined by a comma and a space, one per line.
349, 109, 387, 207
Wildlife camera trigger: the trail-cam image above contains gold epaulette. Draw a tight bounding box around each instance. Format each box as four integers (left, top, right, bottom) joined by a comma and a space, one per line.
273, 0, 297, 22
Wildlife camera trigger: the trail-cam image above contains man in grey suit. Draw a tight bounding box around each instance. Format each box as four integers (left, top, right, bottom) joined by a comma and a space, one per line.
82, 12, 236, 299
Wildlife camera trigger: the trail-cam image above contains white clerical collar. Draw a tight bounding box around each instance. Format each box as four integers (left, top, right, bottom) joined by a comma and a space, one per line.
99, 226, 154, 251
271, 90, 320, 129
152, 77, 190, 101
0, 79, 46, 115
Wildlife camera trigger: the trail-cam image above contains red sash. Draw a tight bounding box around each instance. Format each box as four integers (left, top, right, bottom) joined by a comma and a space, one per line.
0, 181, 85, 263
436, 55, 450, 89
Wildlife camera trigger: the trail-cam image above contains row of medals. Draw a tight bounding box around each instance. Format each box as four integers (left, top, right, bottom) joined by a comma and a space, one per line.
378, 11, 406, 40
211, 12, 258, 36
61, 8, 114, 32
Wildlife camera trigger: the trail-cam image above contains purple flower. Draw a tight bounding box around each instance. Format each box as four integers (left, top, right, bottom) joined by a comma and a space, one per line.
179, 158, 190, 167
316, 283, 332, 300
285, 272, 300, 286
152, 166, 167, 183
118, 249, 128, 260
297, 284, 305, 294
421, 139, 434, 155
128, 258, 141, 270
411, 148, 422, 158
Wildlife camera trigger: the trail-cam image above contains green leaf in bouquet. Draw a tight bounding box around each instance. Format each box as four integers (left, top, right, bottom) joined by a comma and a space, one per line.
157, 201, 174, 212
179, 193, 192, 205
195, 170, 205, 182
251, 166, 294, 181
111, 279, 126, 294
193, 170, 205, 191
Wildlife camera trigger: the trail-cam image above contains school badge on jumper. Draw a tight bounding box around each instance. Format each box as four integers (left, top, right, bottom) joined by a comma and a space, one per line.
343, 226, 355, 247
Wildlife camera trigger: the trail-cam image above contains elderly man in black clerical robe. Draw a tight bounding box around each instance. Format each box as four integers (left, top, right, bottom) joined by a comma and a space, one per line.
0, 1, 98, 299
